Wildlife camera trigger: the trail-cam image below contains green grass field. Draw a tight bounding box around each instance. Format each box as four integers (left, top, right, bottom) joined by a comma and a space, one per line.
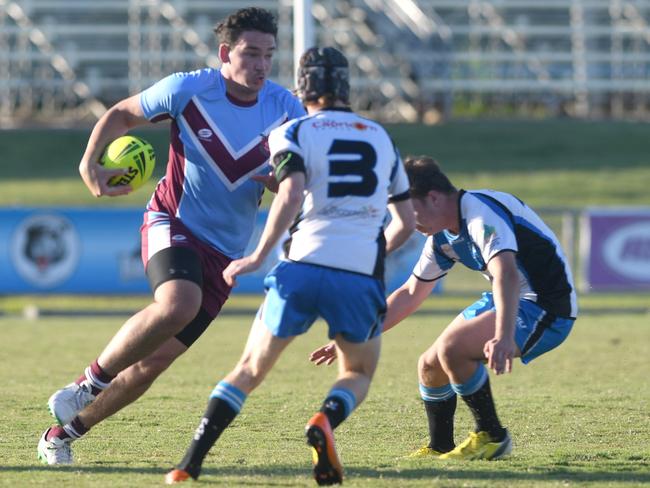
1, 120, 649, 208
1, 121, 648, 486
1, 304, 649, 487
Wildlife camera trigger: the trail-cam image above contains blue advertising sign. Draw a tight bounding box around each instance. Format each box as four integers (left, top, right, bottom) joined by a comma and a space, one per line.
1, 208, 146, 293
0, 208, 434, 294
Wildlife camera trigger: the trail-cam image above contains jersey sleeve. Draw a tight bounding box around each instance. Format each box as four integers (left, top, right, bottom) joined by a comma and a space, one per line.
412, 236, 454, 281
268, 118, 306, 182
466, 207, 518, 264
139, 72, 196, 122
388, 150, 410, 202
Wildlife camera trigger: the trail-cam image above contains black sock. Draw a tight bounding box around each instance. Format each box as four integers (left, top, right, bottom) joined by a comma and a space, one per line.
460, 377, 506, 441
423, 395, 457, 452
320, 396, 346, 430
177, 397, 238, 479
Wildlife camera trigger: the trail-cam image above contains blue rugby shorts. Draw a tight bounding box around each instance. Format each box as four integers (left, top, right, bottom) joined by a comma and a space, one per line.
462, 292, 575, 364
259, 261, 386, 343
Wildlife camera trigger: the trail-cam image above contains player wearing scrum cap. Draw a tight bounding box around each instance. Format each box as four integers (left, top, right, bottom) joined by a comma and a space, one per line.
164, 47, 415, 485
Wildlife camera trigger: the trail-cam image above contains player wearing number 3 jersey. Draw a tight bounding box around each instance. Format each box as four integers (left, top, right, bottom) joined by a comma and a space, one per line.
164, 47, 415, 485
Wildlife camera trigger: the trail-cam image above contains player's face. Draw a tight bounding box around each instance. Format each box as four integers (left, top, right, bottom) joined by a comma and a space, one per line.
412, 193, 448, 235
221, 30, 276, 99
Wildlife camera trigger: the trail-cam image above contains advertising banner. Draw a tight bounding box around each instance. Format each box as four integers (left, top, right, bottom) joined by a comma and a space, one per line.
582, 208, 650, 290
0, 208, 431, 295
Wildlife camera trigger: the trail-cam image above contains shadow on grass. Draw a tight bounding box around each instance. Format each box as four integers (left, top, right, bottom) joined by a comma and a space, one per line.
2, 463, 649, 485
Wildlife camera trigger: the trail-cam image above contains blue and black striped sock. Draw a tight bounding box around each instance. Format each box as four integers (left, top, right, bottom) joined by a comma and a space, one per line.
177, 381, 247, 479
320, 387, 357, 429
451, 364, 506, 441
419, 383, 457, 452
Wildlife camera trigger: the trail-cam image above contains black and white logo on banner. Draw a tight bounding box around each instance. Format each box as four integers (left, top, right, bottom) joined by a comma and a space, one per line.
11, 213, 80, 288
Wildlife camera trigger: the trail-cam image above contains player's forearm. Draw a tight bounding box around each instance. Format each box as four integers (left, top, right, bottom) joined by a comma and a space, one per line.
80, 97, 147, 168
251, 177, 303, 262
383, 277, 434, 332
492, 268, 519, 340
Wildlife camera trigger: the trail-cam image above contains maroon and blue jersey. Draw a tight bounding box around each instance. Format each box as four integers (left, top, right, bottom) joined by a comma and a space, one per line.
139, 68, 305, 258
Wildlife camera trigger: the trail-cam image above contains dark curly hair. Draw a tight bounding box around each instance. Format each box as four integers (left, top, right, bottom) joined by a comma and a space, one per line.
214, 7, 278, 45
404, 156, 456, 198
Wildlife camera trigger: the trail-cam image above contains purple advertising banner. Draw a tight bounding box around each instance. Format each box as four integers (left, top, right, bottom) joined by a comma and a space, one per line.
583, 208, 650, 290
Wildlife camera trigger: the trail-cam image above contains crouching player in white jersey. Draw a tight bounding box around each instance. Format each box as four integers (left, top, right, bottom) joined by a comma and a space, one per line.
164, 47, 416, 485
311, 155, 578, 461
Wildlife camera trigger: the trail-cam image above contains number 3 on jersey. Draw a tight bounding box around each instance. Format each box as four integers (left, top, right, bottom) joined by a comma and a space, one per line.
327, 139, 378, 197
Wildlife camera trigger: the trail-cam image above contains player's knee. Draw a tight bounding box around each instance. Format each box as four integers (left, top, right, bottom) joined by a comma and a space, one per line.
437, 335, 461, 367
158, 300, 201, 332
418, 350, 440, 374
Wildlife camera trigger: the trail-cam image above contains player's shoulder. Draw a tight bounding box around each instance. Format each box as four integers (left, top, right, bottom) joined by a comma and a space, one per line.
153, 68, 221, 97
261, 80, 303, 110
462, 190, 526, 231
464, 189, 523, 211
269, 112, 315, 145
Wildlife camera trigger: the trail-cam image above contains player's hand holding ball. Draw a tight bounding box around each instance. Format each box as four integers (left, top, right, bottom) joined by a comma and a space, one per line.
80, 135, 155, 197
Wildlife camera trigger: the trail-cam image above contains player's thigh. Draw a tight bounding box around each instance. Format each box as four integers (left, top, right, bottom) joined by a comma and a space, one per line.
441, 293, 523, 360
440, 311, 499, 361
143, 213, 231, 321
146, 244, 203, 319
259, 261, 320, 338
334, 334, 381, 378
318, 269, 386, 343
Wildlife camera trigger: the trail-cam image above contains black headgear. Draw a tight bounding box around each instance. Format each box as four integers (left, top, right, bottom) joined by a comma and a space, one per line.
296, 47, 350, 104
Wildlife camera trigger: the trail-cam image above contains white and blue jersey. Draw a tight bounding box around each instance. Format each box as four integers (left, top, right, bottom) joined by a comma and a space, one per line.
413, 190, 578, 319
267, 108, 411, 278
139, 68, 305, 258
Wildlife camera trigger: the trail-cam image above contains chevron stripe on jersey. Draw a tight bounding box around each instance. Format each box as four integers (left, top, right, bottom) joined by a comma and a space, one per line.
139, 68, 305, 258
180, 97, 287, 190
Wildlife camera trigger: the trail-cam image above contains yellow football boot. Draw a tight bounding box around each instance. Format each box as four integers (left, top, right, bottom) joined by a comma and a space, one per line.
407, 446, 445, 458
439, 430, 512, 460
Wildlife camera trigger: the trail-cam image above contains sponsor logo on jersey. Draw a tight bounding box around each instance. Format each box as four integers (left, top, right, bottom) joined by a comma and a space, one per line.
440, 243, 461, 261
198, 128, 213, 140
484, 224, 501, 252
318, 204, 381, 219
312, 119, 377, 131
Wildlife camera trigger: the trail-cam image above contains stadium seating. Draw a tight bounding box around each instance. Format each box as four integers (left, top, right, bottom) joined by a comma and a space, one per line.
1, 0, 649, 126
